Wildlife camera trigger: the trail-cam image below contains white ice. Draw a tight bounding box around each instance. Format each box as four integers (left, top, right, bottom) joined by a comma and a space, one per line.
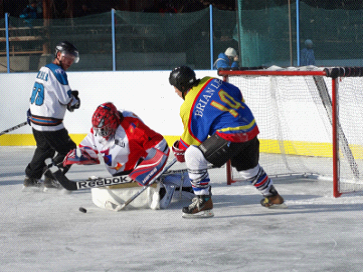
0, 146, 363, 271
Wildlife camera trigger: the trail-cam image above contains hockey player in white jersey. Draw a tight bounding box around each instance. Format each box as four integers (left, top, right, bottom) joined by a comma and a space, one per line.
24, 41, 81, 191
61, 102, 194, 210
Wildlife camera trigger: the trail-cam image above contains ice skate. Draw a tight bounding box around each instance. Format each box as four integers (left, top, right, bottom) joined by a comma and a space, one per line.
43, 173, 63, 192
22, 177, 43, 192
260, 193, 287, 209
182, 193, 214, 218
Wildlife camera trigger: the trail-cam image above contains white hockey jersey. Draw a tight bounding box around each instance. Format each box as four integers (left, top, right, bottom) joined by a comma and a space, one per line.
29, 63, 73, 131
79, 111, 167, 176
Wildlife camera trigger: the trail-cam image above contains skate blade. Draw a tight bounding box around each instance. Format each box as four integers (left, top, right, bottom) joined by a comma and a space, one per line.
182, 209, 214, 219
22, 186, 43, 192
43, 187, 67, 193
266, 203, 288, 209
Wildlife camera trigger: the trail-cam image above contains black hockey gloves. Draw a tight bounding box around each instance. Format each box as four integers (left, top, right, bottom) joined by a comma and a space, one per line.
67, 90, 81, 112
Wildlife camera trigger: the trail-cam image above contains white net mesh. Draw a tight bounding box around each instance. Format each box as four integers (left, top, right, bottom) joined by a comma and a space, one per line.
225, 66, 363, 195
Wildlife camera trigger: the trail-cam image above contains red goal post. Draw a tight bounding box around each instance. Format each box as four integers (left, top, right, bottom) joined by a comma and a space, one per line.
218, 66, 363, 197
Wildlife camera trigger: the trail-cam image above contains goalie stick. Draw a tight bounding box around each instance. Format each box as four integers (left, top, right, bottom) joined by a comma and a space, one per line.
115, 158, 177, 210
0, 121, 27, 137
49, 160, 218, 191
50, 168, 133, 191
48, 158, 178, 191
49, 160, 219, 210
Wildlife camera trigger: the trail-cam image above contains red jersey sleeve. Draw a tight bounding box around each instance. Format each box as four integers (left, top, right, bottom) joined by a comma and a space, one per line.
122, 117, 164, 155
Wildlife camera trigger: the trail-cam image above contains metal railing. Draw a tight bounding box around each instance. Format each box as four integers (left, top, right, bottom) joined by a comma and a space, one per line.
1, 7, 217, 73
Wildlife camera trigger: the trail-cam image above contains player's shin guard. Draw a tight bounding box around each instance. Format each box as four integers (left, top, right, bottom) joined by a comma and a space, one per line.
187, 168, 210, 195
239, 165, 273, 196
238, 165, 287, 209
185, 146, 210, 195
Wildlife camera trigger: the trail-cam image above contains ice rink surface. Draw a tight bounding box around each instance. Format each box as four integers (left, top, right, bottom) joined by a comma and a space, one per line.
1, 146, 363, 272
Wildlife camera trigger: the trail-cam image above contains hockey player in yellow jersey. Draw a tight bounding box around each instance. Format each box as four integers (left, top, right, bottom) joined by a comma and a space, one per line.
169, 66, 287, 218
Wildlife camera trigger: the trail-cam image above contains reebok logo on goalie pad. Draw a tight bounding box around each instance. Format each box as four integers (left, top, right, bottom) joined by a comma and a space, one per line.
78, 176, 133, 189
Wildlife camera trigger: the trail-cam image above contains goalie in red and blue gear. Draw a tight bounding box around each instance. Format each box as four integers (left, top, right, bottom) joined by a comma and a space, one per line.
63, 102, 194, 210
169, 66, 287, 218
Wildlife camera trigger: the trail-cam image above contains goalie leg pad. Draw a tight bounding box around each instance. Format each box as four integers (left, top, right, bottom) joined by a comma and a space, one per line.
129, 148, 168, 186
159, 184, 176, 209
160, 171, 194, 202
162, 171, 192, 188
91, 183, 161, 211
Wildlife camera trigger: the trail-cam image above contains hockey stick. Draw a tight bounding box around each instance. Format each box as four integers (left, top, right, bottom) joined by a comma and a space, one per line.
115, 158, 177, 211
51, 168, 134, 191
0, 121, 28, 137
49, 158, 184, 191
50, 160, 218, 191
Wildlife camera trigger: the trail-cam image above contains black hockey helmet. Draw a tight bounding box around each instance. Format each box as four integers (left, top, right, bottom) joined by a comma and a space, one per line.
169, 66, 197, 93
54, 41, 80, 63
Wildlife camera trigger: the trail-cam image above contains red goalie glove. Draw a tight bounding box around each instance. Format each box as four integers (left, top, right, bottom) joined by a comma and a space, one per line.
172, 140, 186, 162
63, 147, 100, 166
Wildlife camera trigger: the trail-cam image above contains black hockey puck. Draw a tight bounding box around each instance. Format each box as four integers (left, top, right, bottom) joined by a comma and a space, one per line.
79, 207, 87, 213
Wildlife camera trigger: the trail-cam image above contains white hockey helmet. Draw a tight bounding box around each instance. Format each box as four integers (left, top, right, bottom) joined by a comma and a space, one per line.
224, 47, 237, 57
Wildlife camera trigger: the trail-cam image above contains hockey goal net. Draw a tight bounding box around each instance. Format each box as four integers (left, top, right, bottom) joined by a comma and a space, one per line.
218, 66, 363, 197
